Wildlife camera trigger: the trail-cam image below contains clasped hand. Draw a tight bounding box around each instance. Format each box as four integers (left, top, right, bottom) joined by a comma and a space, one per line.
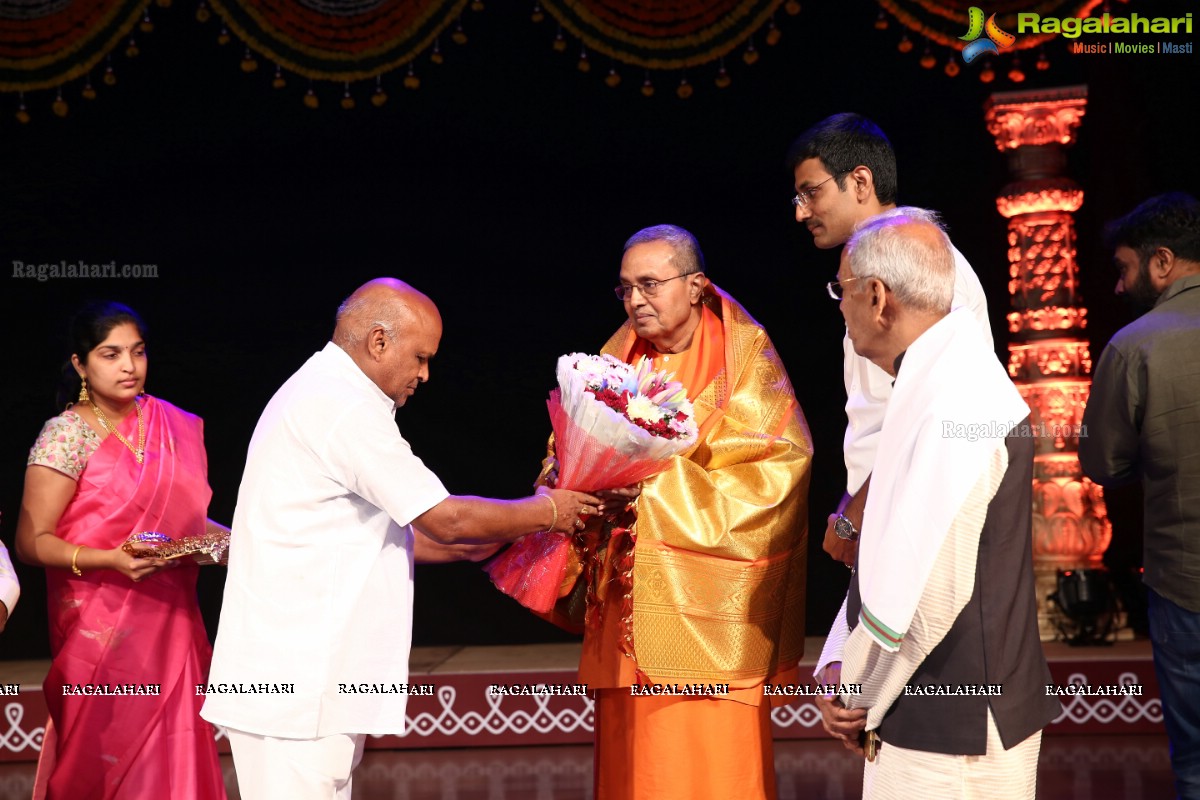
814, 662, 868, 755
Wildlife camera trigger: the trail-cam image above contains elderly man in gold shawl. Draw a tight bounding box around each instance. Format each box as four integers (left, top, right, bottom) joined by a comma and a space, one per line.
536, 224, 812, 800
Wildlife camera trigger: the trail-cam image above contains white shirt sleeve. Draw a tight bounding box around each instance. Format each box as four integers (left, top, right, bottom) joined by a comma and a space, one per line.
843, 343, 893, 496
842, 244, 992, 495
324, 400, 449, 529
814, 593, 850, 683
0, 540, 19, 618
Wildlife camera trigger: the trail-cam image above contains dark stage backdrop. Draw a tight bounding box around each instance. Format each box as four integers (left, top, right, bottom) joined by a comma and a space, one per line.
2, 0, 1196, 659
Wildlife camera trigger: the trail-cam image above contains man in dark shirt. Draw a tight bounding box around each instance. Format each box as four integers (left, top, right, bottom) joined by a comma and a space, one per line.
1079, 192, 1200, 800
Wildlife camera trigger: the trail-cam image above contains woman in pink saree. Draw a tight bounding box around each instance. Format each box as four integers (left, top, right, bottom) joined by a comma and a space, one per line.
16, 302, 227, 799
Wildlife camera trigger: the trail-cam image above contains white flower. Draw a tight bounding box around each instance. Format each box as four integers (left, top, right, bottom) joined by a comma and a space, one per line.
625, 394, 661, 423
572, 354, 611, 388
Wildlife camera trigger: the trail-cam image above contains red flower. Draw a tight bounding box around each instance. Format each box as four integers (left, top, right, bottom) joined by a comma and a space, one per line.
585, 386, 689, 440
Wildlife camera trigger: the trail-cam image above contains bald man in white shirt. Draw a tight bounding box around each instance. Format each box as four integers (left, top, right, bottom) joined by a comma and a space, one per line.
204, 279, 609, 800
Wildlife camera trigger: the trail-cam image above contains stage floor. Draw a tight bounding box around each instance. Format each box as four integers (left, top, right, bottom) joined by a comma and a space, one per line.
0, 733, 1175, 799
1, 638, 1172, 796
0, 638, 1164, 762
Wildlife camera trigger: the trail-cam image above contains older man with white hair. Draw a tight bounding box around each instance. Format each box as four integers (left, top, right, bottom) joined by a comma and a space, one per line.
813, 209, 1060, 799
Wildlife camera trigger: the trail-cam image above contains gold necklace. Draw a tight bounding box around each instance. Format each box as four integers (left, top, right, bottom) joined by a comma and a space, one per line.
91, 399, 145, 464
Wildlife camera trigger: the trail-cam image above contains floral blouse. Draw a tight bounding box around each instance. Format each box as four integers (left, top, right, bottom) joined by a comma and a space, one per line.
28, 410, 101, 480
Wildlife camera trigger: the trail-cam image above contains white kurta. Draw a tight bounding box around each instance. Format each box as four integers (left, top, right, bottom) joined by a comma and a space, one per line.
818, 311, 1040, 799
201, 342, 448, 739
843, 245, 992, 495
862, 710, 1040, 800
818, 446, 1042, 799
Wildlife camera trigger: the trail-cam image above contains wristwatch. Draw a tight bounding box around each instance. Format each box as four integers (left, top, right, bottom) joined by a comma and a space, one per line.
834, 514, 860, 542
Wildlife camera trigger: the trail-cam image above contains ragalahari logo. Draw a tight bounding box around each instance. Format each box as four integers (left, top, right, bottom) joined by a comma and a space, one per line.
959, 7, 1017, 62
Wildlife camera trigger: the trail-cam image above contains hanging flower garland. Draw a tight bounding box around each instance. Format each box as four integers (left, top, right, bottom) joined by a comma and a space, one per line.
533, 0, 799, 97
0, 0, 160, 122
200, 0, 474, 108
874, 0, 1105, 82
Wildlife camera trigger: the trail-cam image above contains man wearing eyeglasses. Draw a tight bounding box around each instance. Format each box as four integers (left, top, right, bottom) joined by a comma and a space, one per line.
534, 225, 812, 799
814, 209, 1058, 798
786, 113, 992, 569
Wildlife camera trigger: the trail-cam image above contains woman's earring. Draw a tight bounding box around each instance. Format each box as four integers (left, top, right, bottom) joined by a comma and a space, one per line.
78, 376, 89, 404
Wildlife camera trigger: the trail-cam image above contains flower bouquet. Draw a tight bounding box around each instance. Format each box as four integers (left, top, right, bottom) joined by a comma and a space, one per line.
487, 353, 698, 612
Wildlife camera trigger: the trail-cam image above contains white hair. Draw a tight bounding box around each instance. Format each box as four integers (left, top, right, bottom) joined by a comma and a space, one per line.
623, 224, 706, 275
334, 295, 398, 347
845, 206, 954, 314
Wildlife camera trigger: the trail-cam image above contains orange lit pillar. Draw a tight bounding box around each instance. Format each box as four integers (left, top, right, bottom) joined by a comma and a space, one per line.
984, 86, 1115, 641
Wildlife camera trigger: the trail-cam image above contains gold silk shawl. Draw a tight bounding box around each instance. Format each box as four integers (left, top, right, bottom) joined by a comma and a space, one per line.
599, 284, 812, 686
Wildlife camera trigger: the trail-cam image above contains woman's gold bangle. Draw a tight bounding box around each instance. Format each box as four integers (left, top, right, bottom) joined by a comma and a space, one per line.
70, 545, 84, 577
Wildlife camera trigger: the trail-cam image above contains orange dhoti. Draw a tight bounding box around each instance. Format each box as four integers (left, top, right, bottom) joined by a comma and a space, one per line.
581, 529, 781, 800
594, 689, 776, 800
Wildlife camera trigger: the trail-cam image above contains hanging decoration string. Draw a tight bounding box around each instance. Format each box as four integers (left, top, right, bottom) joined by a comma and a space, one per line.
535, 0, 798, 96
0, 0, 155, 121
201, 0, 471, 107
873, 0, 1105, 82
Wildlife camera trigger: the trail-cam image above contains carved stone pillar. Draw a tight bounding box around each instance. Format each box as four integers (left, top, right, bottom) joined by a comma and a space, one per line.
984, 86, 1115, 640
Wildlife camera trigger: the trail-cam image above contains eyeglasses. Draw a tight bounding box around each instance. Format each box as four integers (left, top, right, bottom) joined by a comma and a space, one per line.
614, 273, 690, 301
792, 172, 844, 210
826, 277, 861, 300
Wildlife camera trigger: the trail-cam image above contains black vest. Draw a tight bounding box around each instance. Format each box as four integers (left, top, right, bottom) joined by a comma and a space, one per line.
847, 425, 1062, 755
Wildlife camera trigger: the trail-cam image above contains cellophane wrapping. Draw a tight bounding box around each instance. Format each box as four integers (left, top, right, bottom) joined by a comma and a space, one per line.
487, 354, 697, 612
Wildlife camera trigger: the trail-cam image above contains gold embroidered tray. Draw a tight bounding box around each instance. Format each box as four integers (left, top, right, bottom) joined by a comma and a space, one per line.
122, 530, 230, 565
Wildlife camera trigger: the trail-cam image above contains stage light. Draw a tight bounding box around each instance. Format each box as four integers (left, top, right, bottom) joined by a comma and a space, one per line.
1048, 568, 1119, 646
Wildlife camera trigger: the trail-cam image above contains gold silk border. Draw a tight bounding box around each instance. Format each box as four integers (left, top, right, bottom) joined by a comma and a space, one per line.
0, 0, 150, 93
631, 541, 808, 683
600, 285, 812, 685
877, 0, 1106, 53
540, 0, 785, 69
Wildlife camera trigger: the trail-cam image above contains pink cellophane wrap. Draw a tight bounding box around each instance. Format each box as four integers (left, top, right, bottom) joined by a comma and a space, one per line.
485, 529, 574, 613
487, 355, 697, 612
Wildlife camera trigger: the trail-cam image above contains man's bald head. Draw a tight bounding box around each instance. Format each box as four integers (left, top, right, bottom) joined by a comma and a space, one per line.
333, 278, 443, 407
333, 278, 441, 348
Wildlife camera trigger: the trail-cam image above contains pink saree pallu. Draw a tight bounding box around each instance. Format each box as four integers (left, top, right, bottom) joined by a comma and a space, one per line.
34, 397, 226, 800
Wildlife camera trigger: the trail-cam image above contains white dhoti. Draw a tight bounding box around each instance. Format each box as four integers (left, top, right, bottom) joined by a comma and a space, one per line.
226, 727, 366, 800
863, 709, 1041, 800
